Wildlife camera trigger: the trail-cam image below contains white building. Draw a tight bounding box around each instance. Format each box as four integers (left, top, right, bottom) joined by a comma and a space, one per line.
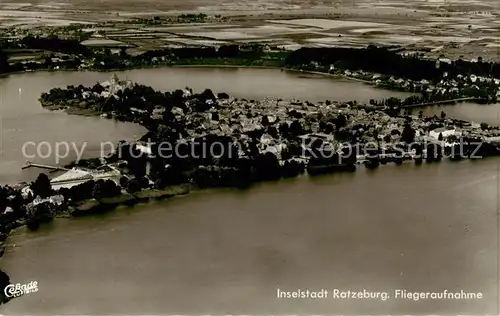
429, 127, 462, 140
50, 167, 121, 190
33, 195, 64, 206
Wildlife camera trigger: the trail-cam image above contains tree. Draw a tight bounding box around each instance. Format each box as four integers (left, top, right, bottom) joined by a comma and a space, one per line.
171, 89, 184, 107
91, 179, 120, 199
279, 122, 289, 137
119, 48, 128, 59
92, 82, 105, 94
401, 124, 416, 144
261, 115, 270, 126
323, 122, 335, 134
480, 122, 489, 130
290, 120, 304, 137
373, 129, 380, 147
26, 201, 54, 230
336, 114, 347, 129
217, 45, 239, 58
31, 173, 52, 198
127, 179, 141, 194
65, 180, 94, 201
199, 89, 216, 102
386, 97, 402, 108
123, 144, 148, 179
153, 179, 164, 190
267, 126, 279, 139
255, 152, 282, 181
137, 176, 150, 188
44, 55, 54, 68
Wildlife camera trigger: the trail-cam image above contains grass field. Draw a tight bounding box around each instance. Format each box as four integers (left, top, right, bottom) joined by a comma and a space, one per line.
1, 0, 500, 61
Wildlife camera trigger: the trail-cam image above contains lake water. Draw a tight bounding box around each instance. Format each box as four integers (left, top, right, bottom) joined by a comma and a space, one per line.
0, 67, 499, 315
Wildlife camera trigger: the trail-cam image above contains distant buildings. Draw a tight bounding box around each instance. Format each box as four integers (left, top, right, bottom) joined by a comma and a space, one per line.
100, 74, 133, 97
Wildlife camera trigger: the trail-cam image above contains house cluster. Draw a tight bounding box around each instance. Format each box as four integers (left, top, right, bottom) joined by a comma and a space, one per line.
21, 165, 122, 199
81, 74, 134, 100
433, 73, 500, 97
138, 91, 500, 164
345, 106, 500, 148
331, 66, 500, 99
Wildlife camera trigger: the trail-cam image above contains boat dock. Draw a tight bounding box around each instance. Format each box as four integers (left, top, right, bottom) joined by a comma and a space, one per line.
22, 161, 69, 172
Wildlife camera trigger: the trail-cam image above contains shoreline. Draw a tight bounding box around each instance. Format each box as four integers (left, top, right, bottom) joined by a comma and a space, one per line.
2, 61, 494, 105
69, 184, 192, 216
32, 64, 391, 119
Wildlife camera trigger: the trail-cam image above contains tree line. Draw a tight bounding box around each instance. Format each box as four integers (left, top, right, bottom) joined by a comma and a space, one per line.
285, 45, 500, 80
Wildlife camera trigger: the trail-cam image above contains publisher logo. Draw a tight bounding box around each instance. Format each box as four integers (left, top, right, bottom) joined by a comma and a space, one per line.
4, 281, 38, 298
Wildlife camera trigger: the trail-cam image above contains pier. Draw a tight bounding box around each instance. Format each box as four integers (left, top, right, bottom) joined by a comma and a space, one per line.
21, 161, 69, 172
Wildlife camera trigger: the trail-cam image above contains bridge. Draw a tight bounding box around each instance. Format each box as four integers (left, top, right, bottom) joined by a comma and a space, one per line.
402, 97, 478, 109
